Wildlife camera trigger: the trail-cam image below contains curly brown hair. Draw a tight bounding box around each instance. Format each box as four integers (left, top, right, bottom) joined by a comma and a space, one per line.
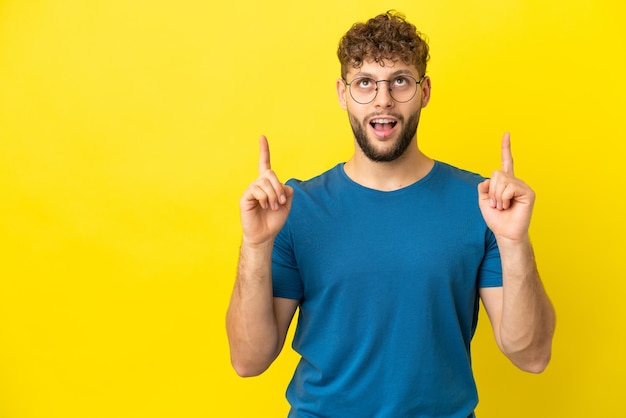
337, 11, 430, 79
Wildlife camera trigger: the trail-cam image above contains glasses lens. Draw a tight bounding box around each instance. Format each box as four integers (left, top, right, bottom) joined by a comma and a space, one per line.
349, 78, 377, 104
389, 76, 418, 103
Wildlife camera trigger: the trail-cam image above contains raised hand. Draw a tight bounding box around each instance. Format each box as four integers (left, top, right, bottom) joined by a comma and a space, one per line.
477, 133, 535, 242
240, 136, 294, 246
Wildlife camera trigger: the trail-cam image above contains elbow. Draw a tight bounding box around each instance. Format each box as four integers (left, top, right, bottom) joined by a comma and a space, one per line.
500, 320, 555, 374
513, 351, 552, 374
502, 339, 553, 374
230, 358, 270, 378
232, 363, 267, 377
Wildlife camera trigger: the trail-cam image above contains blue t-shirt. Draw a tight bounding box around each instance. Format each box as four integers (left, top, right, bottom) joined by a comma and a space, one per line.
272, 161, 502, 418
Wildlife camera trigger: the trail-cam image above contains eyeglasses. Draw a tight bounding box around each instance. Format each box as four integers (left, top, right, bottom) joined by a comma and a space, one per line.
343, 74, 425, 104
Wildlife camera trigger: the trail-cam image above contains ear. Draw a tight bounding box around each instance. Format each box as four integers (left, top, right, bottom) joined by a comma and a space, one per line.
420, 76, 432, 108
336, 78, 348, 110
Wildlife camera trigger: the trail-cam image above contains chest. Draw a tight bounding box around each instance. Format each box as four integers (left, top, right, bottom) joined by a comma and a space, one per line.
290, 192, 487, 302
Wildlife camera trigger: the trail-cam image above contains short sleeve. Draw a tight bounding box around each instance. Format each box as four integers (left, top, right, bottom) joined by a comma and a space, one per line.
478, 229, 503, 288
272, 219, 304, 300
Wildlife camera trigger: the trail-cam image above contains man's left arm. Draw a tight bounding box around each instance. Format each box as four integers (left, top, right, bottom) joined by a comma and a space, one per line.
477, 133, 556, 373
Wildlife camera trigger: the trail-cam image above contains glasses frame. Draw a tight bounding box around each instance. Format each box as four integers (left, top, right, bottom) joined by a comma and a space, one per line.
343, 74, 426, 105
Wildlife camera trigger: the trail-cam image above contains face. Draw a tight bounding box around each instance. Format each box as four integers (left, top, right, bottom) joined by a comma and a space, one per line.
337, 59, 431, 162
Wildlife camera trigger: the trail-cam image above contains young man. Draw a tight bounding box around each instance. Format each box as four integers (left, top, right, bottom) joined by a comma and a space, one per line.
227, 11, 555, 418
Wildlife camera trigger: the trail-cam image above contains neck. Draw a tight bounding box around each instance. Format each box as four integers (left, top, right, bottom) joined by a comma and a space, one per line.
344, 142, 434, 191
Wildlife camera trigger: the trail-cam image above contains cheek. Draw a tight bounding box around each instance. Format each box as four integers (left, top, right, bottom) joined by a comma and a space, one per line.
347, 108, 366, 126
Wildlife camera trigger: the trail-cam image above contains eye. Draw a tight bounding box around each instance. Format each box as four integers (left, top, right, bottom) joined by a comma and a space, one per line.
355, 78, 375, 89
393, 76, 411, 88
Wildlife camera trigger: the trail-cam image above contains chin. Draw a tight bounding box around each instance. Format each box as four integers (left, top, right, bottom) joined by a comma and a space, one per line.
349, 110, 420, 163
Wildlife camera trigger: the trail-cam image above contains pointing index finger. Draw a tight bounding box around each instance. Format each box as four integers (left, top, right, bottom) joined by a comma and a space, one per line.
258, 135, 271, 175
501, 132, 514, 175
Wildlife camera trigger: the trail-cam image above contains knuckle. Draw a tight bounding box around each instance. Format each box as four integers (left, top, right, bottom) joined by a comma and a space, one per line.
261, 168, 275, 178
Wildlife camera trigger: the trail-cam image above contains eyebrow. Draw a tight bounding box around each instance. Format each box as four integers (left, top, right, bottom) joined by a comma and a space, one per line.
352, 69, 417, 79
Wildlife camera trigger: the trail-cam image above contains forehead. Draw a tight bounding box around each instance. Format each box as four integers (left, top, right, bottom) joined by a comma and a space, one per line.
347, 58, 419, 79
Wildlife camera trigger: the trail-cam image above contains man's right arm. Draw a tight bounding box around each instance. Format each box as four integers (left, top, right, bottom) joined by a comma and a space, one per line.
226, 136, 296, 377
227, 241, 298, 376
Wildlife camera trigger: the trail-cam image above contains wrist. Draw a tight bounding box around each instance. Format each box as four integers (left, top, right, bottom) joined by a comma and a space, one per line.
495, 234, 532, 249
241, 237, 275, 252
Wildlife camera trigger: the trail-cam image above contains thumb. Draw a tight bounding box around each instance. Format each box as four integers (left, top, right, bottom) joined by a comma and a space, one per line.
283, 184, 295, 204
477, 179, 490, 196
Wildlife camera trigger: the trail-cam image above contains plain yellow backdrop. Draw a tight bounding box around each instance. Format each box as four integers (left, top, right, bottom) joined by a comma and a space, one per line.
1, 0, 625, 417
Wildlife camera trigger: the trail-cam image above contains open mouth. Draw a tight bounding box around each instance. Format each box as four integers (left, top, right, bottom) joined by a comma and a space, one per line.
369, 118, 398, 138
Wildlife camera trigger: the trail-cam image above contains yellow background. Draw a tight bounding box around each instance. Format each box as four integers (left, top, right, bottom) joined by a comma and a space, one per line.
1, 0, 624, 417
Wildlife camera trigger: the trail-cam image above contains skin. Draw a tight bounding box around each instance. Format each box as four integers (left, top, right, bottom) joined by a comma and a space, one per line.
226, 58, 555, 377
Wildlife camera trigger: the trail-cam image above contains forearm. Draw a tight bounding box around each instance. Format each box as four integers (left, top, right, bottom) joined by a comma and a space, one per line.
226, 240, 280, 377
497, 237, 556, 373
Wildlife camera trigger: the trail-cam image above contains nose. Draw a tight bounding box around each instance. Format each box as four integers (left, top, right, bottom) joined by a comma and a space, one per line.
373, 80, 394, 107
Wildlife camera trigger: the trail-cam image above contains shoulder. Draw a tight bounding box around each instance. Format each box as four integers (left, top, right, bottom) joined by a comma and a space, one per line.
435, 161, 485, 183
285, 163, 346, 195
279, 164, 347, 233
431, 161, 486, 190
421, 162, 487, 208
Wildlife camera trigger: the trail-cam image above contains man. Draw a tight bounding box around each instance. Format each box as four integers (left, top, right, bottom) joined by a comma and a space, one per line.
226, 11, 555, 418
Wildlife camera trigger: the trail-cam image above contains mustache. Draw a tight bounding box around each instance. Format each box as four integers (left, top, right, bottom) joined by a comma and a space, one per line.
364, 111, 404, 123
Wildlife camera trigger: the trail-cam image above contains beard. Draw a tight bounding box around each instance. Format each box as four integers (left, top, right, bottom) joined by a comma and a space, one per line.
348, 110, 420, 162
